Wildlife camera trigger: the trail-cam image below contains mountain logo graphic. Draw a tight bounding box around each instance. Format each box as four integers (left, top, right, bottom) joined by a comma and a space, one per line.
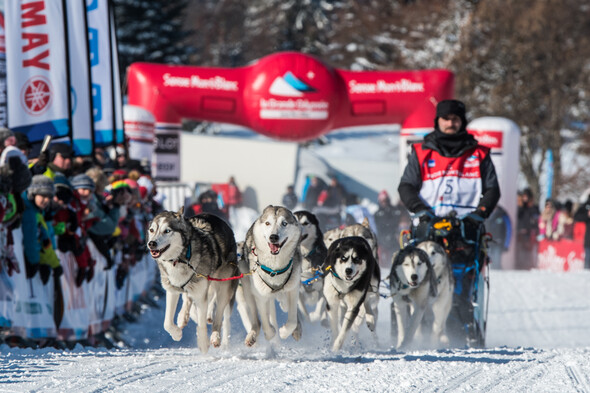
269, 71, 316, 97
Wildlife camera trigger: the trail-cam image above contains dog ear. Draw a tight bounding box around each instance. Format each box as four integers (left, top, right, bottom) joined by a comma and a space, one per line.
361, 217, 370, 229
177, 206, 185, 217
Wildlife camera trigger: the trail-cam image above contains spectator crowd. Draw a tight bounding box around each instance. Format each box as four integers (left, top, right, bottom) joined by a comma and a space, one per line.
0, 129, 163, 349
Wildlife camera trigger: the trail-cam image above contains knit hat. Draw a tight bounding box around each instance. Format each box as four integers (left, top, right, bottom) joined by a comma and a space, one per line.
434, 99, 467, 128
0, 128, 15, 147
49, 143, 74, 161
70, 174, 95, 191
378, 190, 390, 203
29, 175, 55, 197
53, 172, 71, 190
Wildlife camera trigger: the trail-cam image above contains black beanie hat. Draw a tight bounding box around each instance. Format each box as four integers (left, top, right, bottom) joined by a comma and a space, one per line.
434, 99, 467, 131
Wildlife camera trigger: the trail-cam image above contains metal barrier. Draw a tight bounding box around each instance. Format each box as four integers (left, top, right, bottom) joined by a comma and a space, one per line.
155, 182, 194, 212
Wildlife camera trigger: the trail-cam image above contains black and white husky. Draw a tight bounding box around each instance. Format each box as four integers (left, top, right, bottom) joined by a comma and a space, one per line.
389, 241, 453, 349
147, 207, 239, 353
323, 236, 380, 351
239, 205, 303, 347
294, 210, 328, 322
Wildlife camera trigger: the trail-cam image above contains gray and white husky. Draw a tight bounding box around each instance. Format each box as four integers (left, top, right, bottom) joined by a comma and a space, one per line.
323, 236, 380, 351
239, 205, 303, 347
389, 241, 452, 349
147, 207, 239, 353
294, 210, 328, 322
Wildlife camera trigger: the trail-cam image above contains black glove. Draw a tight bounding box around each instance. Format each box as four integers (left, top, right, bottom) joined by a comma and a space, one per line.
86, 265, 95, 283
75, 267, 87, 287
116, 266, 127, 289
53, 265, 64, 279
463, 210, 486, 230
25, 261, 39, 278
416, 209, 435, 223
39, 264, 51, 285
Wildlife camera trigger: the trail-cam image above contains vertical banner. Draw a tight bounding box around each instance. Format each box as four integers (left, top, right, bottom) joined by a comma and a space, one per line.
110, 6, 124, 145
87, 0, 114, 146
0, 5, 8, 129
66, 0, 93, 156
5, 0, 71, 143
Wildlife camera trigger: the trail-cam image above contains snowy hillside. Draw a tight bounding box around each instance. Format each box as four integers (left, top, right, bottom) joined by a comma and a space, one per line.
2, 269, 590, 392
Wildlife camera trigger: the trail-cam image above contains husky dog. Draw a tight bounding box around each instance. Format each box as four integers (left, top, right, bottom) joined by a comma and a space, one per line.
389, 245, 439, 349
323, 227, 342, 250
416, 240, 454, 348
294, 210, 328, 322
340, 218, 379, 261
239, 205, 303, 347
147, 208, 239, 353
323, 236, 380, 351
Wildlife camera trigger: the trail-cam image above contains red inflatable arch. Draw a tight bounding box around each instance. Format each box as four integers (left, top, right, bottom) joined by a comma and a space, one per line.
127, 52, 453, 141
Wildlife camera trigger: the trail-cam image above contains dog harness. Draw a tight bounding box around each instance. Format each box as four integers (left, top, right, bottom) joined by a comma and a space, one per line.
250, 246, 295, 292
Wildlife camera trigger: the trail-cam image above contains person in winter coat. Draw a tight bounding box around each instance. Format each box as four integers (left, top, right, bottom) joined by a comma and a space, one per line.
69, 174, 98, 286
574, 196, 590, 269
397, 99, 501, 236
21, 175, 62, 284
282, 185, 298, 211
374, 190, 410, 266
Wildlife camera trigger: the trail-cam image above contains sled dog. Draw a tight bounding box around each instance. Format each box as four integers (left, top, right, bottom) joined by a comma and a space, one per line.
147, 208, 239, 353
294, 210, 328, 322
389, 244, 440, 349
416, 240, 454, 348
340, 218, 379, 261
323, 236, 380, 351
239, 205, 303, 346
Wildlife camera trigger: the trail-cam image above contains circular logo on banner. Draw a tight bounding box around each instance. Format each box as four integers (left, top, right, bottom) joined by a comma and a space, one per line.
21, 76, 52, 116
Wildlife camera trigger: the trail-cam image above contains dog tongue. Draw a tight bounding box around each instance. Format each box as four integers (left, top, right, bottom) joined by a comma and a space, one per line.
269, 243, 280, 254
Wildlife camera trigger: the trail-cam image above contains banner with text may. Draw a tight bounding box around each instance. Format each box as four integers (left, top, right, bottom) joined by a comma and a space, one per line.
66, 0, 94, 156
87, 0, 115, 146
5, 0, 70, 143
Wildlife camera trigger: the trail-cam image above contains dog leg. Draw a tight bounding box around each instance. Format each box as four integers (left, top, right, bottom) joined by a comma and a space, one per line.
210, 281, 232, 348
177, 293, 192, 329
332, 304, 361, 352
220, 304, 231, 349
164, 291, 183, 341
297, 292, 311, 322
207, 286, 216, 325
309, 296, 326, 322
257, 296, 277, 341
239, 275, 261, 347
279, 288, 300, 340
235, 285, 252, 332
400, 300, 427, 350
393, 300, 410, 349
194, 296, 210, 354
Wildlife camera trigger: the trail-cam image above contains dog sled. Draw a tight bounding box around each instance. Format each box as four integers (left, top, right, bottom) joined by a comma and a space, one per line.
403, 210, 491, 348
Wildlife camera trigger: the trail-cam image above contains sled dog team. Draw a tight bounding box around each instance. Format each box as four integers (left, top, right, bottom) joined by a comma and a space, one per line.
147, 205, 454, 353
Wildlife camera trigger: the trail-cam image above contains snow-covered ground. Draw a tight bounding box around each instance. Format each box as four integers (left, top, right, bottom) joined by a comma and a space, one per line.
2, 269, 590, 392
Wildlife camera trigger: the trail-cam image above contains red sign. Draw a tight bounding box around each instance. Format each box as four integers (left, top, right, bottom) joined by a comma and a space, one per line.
467, 130, 504, 149
127, 52, 454, 142
21, 75, 51, 115
537, 239, 585, 272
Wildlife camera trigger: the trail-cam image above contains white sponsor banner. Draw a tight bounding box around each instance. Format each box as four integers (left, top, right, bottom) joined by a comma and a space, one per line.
87, 0, 114, 146
110, 7, 123, 144
66, 0, 93, 156
6, 0, 70, 142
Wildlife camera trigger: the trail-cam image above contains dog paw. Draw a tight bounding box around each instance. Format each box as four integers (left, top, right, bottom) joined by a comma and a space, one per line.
278, 325, 293, 340
291, 321, 302, 341
165, 325, 183, 341
264, 326, 277, 341
210, 331, 221, 348
245, 331, 257, 347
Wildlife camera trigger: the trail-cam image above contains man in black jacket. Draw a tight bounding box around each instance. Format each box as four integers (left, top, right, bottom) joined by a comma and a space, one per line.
398, 99, 501, 227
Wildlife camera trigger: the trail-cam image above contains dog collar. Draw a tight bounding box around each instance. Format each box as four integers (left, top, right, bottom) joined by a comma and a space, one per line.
326, 265, 341, 280
257, 258, 293, 277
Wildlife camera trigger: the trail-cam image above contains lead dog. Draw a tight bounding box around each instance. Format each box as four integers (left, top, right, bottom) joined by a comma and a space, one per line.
294, 210, 328, 322
147, 208, 239, 353
239, 205, 303, 347
389, 244, 440, 350
323, 236, 380, 351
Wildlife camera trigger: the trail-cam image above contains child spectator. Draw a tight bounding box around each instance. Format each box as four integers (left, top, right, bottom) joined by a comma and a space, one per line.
538, 199, 559, 241
70, 174, 98, 286
21, 175, 62, 284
